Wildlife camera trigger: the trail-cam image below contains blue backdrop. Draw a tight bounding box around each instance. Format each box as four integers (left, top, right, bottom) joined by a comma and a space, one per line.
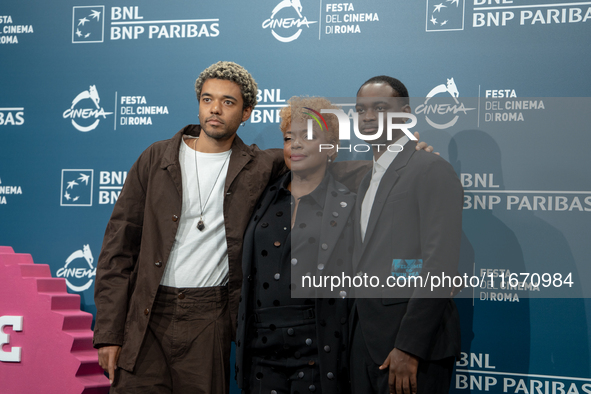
1, 1, 590, 392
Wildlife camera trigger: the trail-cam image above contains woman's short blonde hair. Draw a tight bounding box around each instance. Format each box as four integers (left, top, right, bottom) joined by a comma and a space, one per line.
279, 96, 341, 145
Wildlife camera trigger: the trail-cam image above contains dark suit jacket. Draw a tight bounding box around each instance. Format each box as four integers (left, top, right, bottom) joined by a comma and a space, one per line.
236, 172, 356, 393
352, 141, 463, 365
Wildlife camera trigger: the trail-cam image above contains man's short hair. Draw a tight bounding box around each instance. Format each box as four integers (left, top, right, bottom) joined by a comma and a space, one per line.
357, 75, 410, 107
195, 61, 258, 109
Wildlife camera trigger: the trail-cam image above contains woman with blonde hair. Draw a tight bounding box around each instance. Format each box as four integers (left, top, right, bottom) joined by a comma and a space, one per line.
236, 96, 355, 394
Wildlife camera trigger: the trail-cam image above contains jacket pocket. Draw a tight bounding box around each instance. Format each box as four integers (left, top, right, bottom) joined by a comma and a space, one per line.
381, 287, 413, 305
386, 191, 408, 204
382, 297, 410, 306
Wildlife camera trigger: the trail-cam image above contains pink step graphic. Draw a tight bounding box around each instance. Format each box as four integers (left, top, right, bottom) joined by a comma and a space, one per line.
0, 246, 110, 394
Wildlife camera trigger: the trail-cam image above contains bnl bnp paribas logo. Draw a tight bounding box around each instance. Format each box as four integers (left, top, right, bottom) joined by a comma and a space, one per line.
263, 0, 318, 42
56, 244, 96, 292
426, 0, 465, 31
72, 6, 104, 43
415, 78, 475, 129
61, 169, 127, 206
63, 85, 113, 132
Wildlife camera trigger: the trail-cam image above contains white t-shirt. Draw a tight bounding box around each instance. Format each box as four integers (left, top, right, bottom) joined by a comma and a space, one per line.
160, 138, 231, 288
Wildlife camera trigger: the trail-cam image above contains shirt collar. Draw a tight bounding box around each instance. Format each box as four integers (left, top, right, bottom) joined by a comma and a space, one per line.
301, 171, 331, 209
278, 171, 331, 209
373, 135, 410, 173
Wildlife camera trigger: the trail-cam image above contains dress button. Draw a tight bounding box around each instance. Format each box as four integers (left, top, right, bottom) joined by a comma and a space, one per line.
261, 223, 269, 228
332, 212, 339, 217
339, 291, 347, 298
308, 360, 315, 366
178, 293, 185, 300
309, 384, 316, 392
291, 258, 298, 266
298, 371, 305, 378
305, 338, 312, 345
155, 261, 162, 267
274, 241, 281, 247
327, 372, 334, 380
324, 345, 331, 353
321, 243, 328, 250
340, 201, 347, 208
144, 308, 150, 315
330, 220, 337, 227
276, 211, 283, 217
274, 273, 281, 280
271, 391, 277, 394
317, 264, 324, 270
172, 215, 179, 222
287, 328, 295, 336
340, 317, 347, 324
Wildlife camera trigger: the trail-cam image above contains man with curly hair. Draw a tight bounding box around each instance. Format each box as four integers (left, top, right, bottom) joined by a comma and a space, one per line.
93, 61, 286, 393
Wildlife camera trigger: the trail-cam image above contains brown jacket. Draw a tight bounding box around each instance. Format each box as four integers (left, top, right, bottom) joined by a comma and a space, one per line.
93, 125, 284, 371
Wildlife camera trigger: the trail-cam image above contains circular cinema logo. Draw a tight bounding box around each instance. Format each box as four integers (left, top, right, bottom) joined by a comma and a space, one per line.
415, 78, 475, 129
56, 244, 96, 292
262, 0, 317, 42
63, 85, 112, 132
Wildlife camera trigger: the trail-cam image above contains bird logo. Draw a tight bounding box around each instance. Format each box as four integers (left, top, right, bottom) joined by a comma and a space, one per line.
426, 0, 464, 31
61, 170, 94, 206
72, 6, 104, 43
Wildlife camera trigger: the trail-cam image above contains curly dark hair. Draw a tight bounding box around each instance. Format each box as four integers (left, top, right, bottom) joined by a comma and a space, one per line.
194, 61, 258, 109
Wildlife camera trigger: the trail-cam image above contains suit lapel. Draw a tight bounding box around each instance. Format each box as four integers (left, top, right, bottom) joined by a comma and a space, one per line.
356, 142, 418, 269
357, 169, 399, 263
353, 172, 371, 271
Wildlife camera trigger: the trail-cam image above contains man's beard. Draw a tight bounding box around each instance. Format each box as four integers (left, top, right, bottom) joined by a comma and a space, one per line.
202, 124, 236, 141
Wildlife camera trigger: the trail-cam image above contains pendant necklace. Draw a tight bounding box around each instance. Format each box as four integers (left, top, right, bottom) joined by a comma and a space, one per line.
193, 139, 231, 231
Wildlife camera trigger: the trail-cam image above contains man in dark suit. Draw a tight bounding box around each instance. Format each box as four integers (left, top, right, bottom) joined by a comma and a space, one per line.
350, 76, 463, 394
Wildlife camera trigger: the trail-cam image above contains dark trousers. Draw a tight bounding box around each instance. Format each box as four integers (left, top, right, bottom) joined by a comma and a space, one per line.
111, 285, 232, 394
247, 305, 321, 394
350, 317, 454, 394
